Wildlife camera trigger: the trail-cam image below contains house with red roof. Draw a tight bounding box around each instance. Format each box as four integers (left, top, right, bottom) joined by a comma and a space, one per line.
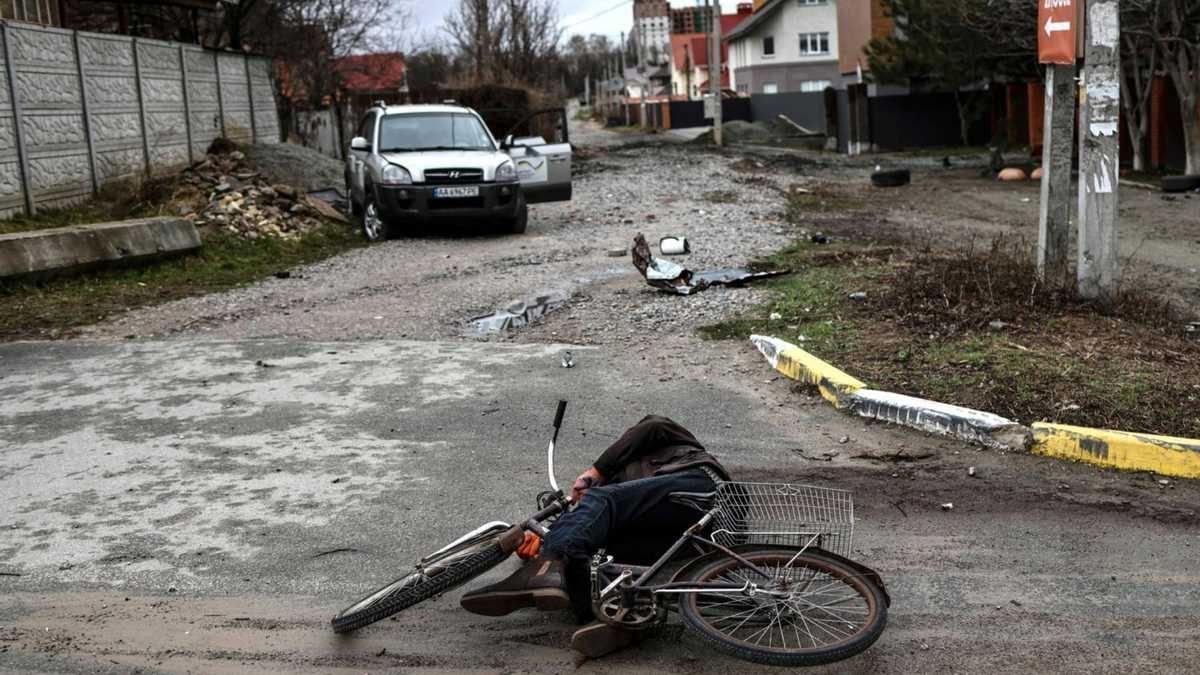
668, 4, 752, 100
334, 52, 409, 118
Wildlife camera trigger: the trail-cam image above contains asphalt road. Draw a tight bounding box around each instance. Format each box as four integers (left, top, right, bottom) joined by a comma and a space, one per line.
2, 337, 1199, 674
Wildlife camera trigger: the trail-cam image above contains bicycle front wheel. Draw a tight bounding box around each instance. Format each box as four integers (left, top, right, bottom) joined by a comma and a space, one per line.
331, 540, 509, 634
678, 547, 887, 667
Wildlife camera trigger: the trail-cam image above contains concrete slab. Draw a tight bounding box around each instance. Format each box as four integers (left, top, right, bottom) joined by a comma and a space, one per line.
0, 218, 201, 279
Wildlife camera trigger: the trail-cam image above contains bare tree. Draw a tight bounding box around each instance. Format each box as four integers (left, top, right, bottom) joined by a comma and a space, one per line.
1121, 0, 1160, 172
443, 0, 562, 87
1154, 0, 1200, 174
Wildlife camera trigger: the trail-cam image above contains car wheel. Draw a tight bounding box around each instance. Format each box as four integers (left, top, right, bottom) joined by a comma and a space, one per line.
871, 169, 911, 188
504, 195, 528, 235
1161, 175, 1200, 193
361, 190, 387, 242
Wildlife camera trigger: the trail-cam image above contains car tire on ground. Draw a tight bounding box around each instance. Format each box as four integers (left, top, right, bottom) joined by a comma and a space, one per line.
360, 188, 389, 242
871, 169, 911, 188
504, 194, 528, 235
1161, 175, 1200, 193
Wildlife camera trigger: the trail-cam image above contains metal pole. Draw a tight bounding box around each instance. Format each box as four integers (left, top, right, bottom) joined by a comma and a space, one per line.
74, 30, 100, 195
3, 23, 34, 215
179, 45, 194, 164
1076, 0, 1121, 301
1037, 63, 1075, 282
710, 0, 723, 146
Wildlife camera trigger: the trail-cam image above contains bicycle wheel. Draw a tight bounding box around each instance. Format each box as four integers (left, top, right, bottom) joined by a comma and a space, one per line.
678, 547, 887, 667
331, 541, 509, 634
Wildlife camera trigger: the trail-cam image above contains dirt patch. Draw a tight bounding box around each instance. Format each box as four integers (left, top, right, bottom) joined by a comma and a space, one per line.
702, 184, 1200, 438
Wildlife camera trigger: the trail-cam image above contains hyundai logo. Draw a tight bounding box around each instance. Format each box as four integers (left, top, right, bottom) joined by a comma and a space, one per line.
449, 171, 461, 179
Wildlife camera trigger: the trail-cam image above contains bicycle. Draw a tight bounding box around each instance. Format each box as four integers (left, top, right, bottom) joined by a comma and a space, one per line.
331, 401, 890, 667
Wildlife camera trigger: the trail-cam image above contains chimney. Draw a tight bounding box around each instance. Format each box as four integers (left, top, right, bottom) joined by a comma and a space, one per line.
738, 3, 754, 15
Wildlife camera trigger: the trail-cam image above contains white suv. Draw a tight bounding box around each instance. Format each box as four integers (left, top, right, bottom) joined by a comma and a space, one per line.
345, 103, 572, 239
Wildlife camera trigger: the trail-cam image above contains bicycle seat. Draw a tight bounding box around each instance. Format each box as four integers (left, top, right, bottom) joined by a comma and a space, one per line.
668, 490, 717, 511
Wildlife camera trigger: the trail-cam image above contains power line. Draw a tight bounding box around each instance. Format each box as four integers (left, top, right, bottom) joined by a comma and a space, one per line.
561, 0, 633, 30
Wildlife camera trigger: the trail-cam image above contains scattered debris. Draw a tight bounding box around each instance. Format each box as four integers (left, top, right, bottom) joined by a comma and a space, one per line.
968, 466, 977, 477
1011, 599, 1023, 607
179, 150, 332, 240
310, 547, 362, 559
769, 312, 782, 320
1158, 478, 1171, 487
889, 500, 908, 517
790, 448, 840, 462
941, 502, 954, 511
561, 351, 575, 368
470, 291, 568, 335
838, 435, 850, 444
998, 167, 1028, 182
254, 360, 274, 368
871, 169, 911, 188
848, 292, 867, 302
659, 236, 691, 256
376, 648, 388, 657
273, 271, 292, 280
989, 320, 1010, 330
777, 114, 817, 136
631, 233, 789, 295
810, 233, 829, 245
606, 247, 627, 257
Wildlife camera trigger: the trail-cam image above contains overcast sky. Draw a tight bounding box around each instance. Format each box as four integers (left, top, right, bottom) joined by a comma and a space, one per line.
406, 0, 704, 44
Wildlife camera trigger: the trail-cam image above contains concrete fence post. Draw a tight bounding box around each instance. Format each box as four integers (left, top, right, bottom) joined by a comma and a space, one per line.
131, 37, 151, 175
2, 23, 34, 215
179, 44, 194, 164
243, 56, 256, 143
73, 31, 100, 196
213, 51, 226, 138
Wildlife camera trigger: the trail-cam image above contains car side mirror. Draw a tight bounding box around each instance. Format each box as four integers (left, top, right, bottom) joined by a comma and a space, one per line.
501, 134, 515, 149
350, 136, 371, 152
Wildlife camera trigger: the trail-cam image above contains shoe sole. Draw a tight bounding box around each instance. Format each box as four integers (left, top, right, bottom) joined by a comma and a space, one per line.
572, 623, 640, 659
460, 588, 570, 617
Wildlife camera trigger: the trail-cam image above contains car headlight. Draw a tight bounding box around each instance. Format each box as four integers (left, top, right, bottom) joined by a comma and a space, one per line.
380, 164, 413, 185
495, 160, 517, 183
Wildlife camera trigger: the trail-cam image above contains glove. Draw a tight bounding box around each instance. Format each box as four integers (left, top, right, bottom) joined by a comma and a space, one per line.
516, 531, 541, 560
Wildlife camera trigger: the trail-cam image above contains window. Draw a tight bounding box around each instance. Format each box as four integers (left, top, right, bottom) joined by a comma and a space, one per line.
737, 83, 749, 94
377, 113, 495, 152
798, 32, 830, 55
763, 83, 779, 94
357, 113, 377, 144
762, 36, 775, 57
800, 80, 832, 93
797, 0, 827, 4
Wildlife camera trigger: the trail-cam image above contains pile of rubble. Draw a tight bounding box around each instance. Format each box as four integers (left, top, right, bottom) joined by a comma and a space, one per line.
180, 150, 345, 240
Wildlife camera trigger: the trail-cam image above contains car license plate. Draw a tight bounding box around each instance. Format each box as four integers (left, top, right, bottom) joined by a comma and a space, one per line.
432, 186, 479, 199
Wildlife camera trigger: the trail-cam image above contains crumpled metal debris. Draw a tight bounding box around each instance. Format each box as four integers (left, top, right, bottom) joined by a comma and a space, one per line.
470, 291, 568, 335
631, 233, 789, 296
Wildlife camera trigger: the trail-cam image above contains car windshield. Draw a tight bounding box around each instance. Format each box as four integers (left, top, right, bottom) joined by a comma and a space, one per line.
378, 113, 495, 152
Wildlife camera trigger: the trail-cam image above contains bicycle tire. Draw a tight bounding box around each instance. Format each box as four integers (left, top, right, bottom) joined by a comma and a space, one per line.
678, 547, 887, 667
331, 542, 509, 634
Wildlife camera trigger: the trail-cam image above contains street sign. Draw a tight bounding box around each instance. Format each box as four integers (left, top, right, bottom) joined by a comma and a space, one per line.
1038, 0, 1077, 64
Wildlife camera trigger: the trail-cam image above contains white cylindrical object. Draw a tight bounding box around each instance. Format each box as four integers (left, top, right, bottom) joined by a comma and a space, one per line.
660, 236, 690, 255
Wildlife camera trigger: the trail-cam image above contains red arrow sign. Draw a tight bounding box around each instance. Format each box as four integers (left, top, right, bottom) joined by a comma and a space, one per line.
1039, 0, 1077, 64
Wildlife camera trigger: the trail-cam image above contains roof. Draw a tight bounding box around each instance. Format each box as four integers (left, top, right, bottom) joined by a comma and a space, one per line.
335, 52, 407, 94
725, 0, 786, 42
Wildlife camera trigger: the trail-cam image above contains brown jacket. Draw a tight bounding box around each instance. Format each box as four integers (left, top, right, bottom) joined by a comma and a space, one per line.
593, 415, 730, 485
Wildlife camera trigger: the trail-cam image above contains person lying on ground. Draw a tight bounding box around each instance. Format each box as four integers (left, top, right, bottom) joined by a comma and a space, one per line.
460, 414, 730, 659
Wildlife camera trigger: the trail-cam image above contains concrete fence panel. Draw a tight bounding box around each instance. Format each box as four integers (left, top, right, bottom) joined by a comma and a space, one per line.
0, 19, 282, 219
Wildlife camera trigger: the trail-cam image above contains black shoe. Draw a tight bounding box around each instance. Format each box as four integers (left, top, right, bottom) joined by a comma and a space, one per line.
460, 556, 570, 616
571, 621, 640, 659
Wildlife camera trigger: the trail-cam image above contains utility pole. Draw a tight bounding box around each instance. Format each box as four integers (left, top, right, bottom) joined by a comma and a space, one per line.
1076, 0, 1120, 301
708, 0, 723, 146
1036, 0, 1080, 285
585, 76, 590, 107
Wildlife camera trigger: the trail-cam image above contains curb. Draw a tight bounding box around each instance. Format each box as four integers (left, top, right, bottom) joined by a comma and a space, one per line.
1032, 423, 1200, 479
750, 336, 1200, 478
750, 335, 865, 408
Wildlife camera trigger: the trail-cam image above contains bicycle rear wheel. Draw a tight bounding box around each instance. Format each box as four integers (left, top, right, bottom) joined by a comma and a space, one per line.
678, 547, 887, 667
331, 540, 509, 633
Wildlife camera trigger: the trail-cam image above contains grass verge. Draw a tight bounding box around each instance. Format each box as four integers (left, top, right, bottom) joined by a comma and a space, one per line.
702, 184, 1200, 438
0, 221, 363, 340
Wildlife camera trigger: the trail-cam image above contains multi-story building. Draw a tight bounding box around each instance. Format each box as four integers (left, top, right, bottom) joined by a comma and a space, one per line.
726, 0, 894, 95
668, 3, 754, 100
634, 0, 671, 67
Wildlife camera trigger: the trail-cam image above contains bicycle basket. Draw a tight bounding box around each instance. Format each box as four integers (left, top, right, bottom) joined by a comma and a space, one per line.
710, 481, 854, 559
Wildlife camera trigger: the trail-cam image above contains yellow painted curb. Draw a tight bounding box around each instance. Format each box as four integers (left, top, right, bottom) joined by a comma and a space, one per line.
1031, 423, 1200, 479
749, 335, 865, 408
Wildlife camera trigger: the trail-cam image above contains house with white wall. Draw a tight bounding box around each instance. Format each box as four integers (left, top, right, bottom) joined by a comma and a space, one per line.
726, 0, 843, 95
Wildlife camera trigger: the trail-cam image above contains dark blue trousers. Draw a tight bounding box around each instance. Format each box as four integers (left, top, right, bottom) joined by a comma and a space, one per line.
542, 469, 716, 561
